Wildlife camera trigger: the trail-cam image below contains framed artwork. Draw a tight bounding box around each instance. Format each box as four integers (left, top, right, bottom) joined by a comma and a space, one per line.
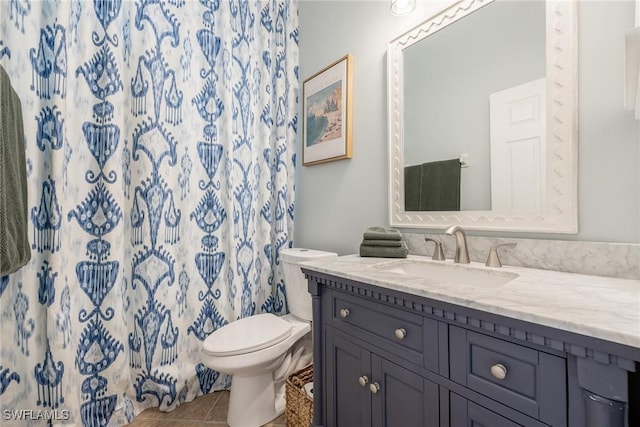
302, 54, 353, 166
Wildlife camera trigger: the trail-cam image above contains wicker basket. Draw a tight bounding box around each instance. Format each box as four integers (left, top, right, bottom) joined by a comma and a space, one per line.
285, 364, 314, 427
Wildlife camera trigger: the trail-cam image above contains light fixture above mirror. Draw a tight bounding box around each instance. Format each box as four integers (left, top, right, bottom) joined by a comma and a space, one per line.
391, 0, 416, 16
387, 0, 579, 233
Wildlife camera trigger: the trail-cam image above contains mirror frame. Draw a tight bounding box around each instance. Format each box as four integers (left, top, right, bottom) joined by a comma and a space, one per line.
387, 0, 578, 233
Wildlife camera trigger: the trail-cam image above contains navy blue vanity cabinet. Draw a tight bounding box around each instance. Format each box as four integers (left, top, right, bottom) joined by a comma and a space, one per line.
450, 326, 567, 426
326, 289, 439, 371
370, 352, 440, 427
305, 269, 640, 427
324, 330, 372, 426
324, 328, 440, 427
450, 393, 545, 427
322, 289, 441, 427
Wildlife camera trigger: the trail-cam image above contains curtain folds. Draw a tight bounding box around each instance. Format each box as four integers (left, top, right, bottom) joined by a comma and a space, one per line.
0, 1, 298, 425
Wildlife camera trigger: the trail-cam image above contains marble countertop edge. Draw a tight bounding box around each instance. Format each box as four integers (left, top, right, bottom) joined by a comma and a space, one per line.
300, 254, 640, 350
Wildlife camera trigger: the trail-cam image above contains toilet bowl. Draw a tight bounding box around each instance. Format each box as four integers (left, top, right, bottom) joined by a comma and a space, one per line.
201, 248, 337, 427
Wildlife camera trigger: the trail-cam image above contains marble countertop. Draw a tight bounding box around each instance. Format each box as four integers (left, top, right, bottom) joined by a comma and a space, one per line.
300, 255, 640, 349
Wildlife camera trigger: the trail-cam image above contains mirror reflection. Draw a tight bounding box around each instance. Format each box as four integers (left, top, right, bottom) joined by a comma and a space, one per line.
403, 0, 546, 212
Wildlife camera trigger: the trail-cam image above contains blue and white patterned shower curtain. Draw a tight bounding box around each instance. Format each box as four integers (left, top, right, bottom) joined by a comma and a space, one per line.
0, 0, 298, 425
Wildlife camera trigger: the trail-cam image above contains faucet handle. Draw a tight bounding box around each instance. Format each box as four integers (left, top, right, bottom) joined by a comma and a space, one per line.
485, 243, 517, 267
424, 238, 446, 261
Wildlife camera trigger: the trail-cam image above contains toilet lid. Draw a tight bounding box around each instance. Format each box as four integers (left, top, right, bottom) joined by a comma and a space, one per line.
203, 313, 292, 356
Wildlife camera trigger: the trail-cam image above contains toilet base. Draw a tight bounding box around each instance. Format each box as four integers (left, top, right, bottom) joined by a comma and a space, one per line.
201, 314, 313, 426
228, 372, 281, 427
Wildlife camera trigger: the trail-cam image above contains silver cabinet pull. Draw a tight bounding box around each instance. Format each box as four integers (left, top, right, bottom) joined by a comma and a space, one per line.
394, 328, 407, 340
369, 382, 381, 394
490, 363, 508, 380
339, 308, 350, 318
358, 375, 369, 387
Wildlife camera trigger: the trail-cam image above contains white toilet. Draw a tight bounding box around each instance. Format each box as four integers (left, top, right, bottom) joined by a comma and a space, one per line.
201, 248, 337, 427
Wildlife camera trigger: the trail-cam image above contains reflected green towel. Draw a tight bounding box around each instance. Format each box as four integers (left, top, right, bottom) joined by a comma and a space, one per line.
404, 164, 422, 211
361, 239, 402, 247
420, 159, 461, 211
359, 241, 408, 258
362, 226, 402, 241
1, 65, 30, 276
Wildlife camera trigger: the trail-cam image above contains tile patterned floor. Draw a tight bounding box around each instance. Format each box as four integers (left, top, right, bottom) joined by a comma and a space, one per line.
127, 390, 286, 427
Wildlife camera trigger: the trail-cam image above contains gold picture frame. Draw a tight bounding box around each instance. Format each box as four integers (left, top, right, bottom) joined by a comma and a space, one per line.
302, 54, 353, 166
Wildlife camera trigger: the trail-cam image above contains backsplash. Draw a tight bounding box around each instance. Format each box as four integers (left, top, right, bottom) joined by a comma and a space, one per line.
402, 233, 640, 280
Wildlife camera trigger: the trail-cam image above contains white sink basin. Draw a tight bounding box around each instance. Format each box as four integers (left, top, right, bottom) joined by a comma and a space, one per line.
370, 259, 518, 287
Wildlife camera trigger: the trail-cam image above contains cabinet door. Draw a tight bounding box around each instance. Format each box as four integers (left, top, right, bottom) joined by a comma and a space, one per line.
450, 393, 543, 427
371, 354, 440, 427
450, 326, 566, 426
325, 330, 371, 427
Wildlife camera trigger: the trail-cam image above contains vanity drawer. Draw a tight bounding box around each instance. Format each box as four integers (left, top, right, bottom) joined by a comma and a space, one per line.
328, 290, 438, 370
450, 326, 567, 426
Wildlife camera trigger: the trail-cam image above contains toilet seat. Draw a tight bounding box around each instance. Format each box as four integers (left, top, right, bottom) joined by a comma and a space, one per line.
203, 313, 292, 356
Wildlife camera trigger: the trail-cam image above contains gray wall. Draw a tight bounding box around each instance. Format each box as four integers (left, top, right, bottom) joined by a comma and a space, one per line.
295, 0, 640, 255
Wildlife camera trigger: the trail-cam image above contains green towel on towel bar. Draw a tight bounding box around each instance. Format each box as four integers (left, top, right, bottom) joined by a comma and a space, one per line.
359, 241, 408, 258
362, 226, 402, 241
361, 239, 402, 247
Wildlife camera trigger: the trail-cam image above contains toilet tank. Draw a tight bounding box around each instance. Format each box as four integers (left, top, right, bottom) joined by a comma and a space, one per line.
281, 248, 337, 321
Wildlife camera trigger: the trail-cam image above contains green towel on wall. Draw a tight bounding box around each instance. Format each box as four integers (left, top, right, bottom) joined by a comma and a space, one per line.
1, 65, 31, 276
362, 226, 402, 241
359, 241, 408, 258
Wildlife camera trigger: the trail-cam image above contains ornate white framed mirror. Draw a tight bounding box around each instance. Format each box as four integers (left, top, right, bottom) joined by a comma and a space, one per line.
388, 0, 578, 233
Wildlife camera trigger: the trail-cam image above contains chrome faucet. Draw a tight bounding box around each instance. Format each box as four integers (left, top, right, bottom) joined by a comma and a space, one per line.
445, 225, 470, 264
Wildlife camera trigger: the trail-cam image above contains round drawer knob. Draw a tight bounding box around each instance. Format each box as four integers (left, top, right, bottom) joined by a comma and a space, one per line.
491, 363, 508, 380
358, 375, 369, 387
369, 382, 381, 394
394, 328, 407, 340
339, 308, 350, 318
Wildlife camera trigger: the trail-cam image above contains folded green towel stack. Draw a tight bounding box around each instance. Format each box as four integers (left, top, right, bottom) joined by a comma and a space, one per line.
363, 226, 402, 241
359, 227, 408, 258
359, 242, 409, 258
361, 239, 403, 247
